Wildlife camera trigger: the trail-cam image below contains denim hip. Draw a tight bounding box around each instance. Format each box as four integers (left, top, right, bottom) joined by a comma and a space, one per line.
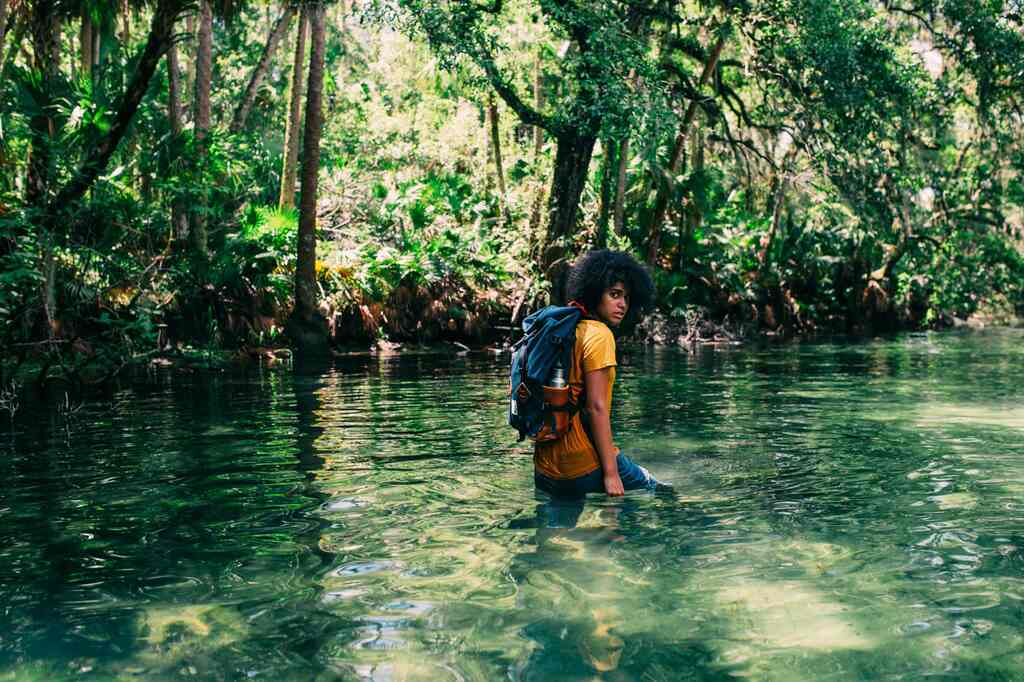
534, 452, 658, 499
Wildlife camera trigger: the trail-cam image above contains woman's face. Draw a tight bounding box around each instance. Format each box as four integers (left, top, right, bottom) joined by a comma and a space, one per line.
596, 281, 629, 327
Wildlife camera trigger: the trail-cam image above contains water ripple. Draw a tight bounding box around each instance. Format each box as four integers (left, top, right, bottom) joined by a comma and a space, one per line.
2, 333, 1024, 679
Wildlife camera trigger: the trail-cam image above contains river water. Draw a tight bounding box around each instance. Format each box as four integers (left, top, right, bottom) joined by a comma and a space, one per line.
2, 329, 1023, 680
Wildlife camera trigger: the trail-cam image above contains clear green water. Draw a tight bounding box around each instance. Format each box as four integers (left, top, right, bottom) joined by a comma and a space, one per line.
3, 329, 1024, 681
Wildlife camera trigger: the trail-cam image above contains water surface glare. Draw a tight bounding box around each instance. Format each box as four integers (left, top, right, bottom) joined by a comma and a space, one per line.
2, 329, 1024, 680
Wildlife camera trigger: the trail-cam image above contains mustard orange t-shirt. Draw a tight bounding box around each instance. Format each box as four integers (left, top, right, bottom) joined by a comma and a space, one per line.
534, 319, 618, 479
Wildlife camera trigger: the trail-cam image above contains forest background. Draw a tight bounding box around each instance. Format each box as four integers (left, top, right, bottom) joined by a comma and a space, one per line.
1, 0, 1023, 375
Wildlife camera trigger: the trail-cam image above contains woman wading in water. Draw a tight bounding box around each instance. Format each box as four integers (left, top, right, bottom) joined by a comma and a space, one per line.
534, 250, 670, 498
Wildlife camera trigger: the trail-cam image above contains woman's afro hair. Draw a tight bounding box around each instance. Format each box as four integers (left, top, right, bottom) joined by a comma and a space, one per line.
565, 249, 655, 328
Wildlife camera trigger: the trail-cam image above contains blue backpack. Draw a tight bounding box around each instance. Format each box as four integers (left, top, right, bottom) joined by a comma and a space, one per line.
508, 304, 585, 442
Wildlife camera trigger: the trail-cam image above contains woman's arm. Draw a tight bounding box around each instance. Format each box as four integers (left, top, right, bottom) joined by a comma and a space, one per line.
583, 367, 623, 497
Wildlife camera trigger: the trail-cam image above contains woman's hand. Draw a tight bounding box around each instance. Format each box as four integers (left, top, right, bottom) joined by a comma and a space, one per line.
604, 473, 625, 497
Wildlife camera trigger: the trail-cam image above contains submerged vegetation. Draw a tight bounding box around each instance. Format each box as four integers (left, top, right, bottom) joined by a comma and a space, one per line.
1, 0, 1023, 373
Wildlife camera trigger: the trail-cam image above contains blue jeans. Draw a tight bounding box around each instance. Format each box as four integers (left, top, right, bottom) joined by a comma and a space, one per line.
534, 453, 659, 500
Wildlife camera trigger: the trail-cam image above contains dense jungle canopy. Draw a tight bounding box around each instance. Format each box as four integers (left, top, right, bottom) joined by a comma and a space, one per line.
1, 0, 1023, 366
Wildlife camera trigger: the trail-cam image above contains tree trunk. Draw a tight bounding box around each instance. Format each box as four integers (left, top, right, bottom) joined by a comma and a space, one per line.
26, 0, 59, 209
532, 54, 544, 156
613, 135, 630, 236
487, 93, 509, 221
184, 13, 194, 117
1, 7, 26, 79
869, 182, 915, 290
542, 133, 597, 303
48, 13, 59, 64
230, 5, 295, 133
168, 35, 188, 244
609, 68, 639, 239
278, 5, 308, 211
646, 30, 727, 265
0, 0, 15, 78
481, 101, 493, 192
677, 128, 702, 272
671, 131, 695, 272
80, 7, 93, 80
168, 37, 183, 143
758, 147, 797, 274
92, 15, 100, 69
527, 52, 546, 250
0, 0, 8, 67
596, 138, 618, 249
120, 0, 130, 44
26, 0, 60, 338
190, 0, 212, 261
0, 5, 18, 195
288, 1, 328, 356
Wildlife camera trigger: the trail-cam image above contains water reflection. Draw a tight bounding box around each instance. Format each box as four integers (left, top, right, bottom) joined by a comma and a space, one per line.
2, 329, 1024, 679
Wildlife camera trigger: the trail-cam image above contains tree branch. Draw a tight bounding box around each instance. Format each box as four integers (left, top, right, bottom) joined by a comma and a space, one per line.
719, 81, 753, 127
477, 50, 558, 133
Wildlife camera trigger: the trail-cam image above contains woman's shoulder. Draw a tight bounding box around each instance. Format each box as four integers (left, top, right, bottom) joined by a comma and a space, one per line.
576, 319, 615, 345
577, 318, 611, 333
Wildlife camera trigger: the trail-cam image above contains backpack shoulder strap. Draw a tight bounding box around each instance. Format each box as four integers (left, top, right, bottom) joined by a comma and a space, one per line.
567, 300, 597, 321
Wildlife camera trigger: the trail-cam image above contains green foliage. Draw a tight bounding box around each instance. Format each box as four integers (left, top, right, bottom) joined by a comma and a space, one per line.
903, 226, 1024, 323
0, 235, 41, 340
220, 205, 296, 296
392, 0, 669, 138
357, 226, 511, 299
371, 171, 498, 236
2, 0, 1023, 357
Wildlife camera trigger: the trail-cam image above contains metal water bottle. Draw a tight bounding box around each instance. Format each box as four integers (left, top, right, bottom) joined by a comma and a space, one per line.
537, 356, 570, 441
549, 357, 566, 388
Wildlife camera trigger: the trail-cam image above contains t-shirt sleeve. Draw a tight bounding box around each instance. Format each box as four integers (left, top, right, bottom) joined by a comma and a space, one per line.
580, 324, 617, 373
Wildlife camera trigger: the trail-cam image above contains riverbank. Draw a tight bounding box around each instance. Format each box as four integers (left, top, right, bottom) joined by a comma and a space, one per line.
4, 298, 1019, 403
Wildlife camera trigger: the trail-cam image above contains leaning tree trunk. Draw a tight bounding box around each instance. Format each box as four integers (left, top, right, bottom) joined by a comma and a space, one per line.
52, 0, 191, 209
288, 1, 328, 356
542, 132, 598, 304
646, 30, 727, 265
278, 4, 308, 211
167, 34, 188, 245
190, 0, 212, 262
230, 5, 295, 133
32, 0, 186, 339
